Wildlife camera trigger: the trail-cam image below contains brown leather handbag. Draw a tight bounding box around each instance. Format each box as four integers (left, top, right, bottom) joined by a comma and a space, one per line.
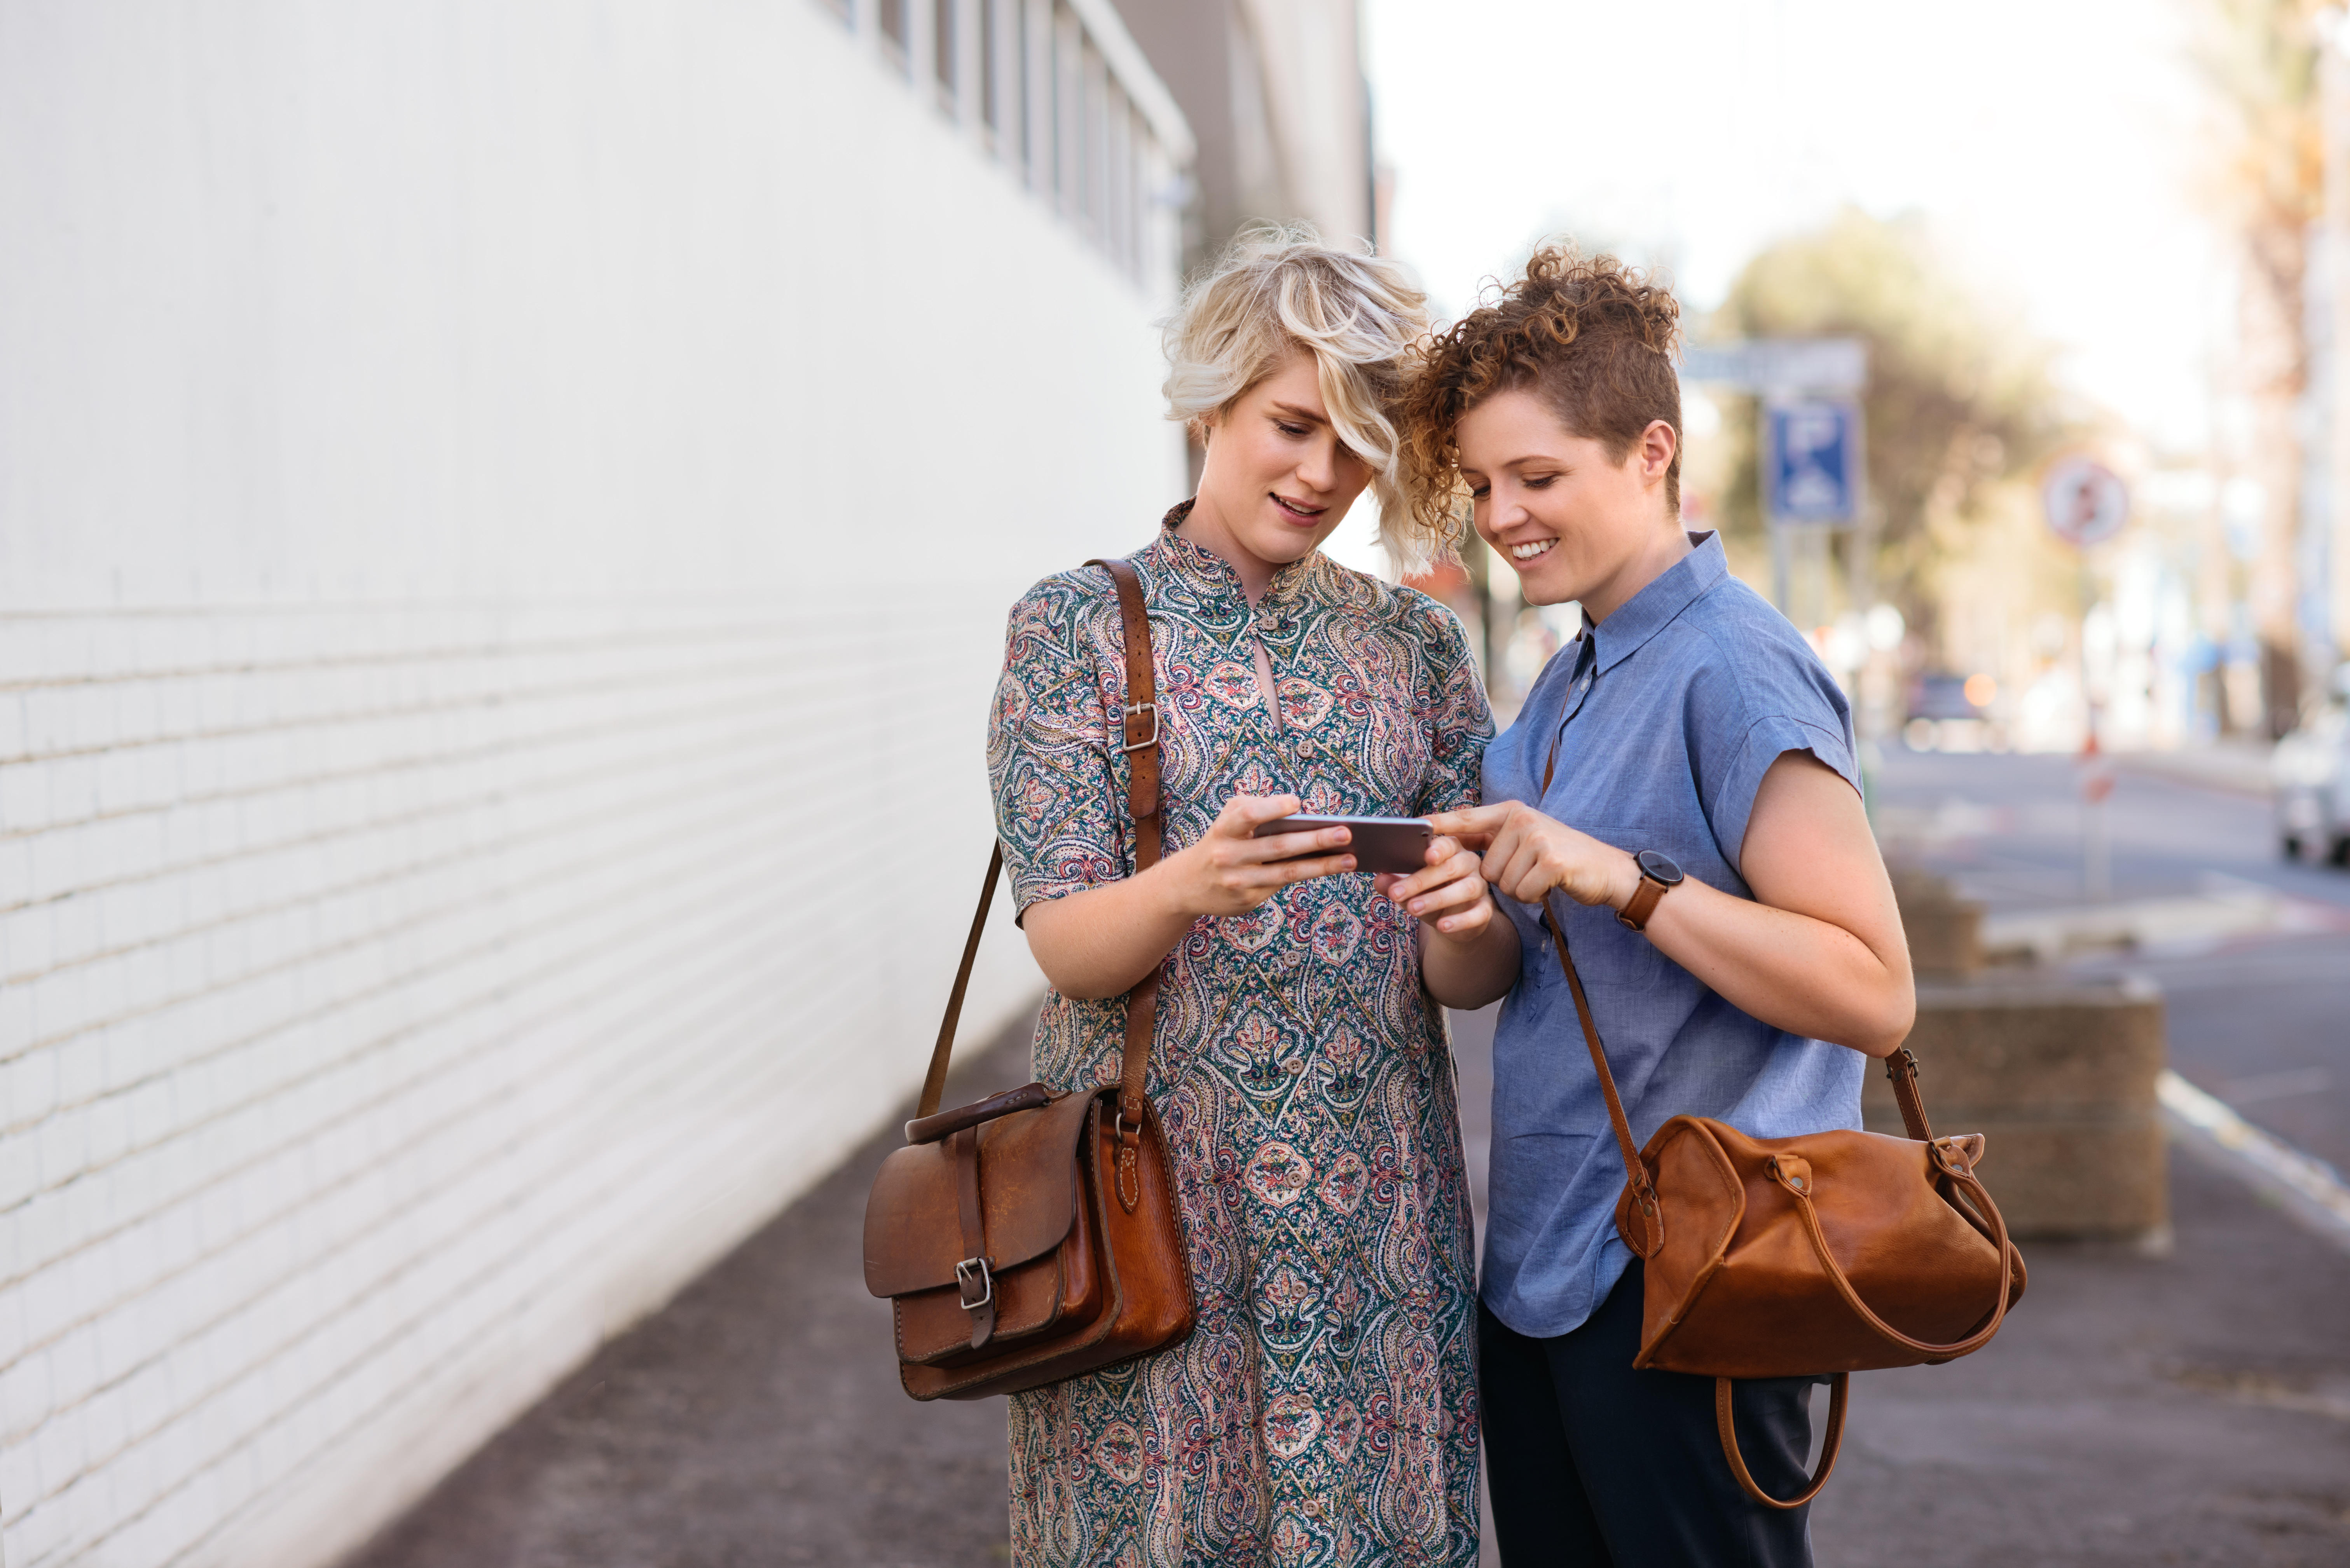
861, 558, 1193, 1401
1542, 906, 2026, 1507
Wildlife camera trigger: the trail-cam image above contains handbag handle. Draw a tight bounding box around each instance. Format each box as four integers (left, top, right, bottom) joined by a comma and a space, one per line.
913, 558, 1166, 1209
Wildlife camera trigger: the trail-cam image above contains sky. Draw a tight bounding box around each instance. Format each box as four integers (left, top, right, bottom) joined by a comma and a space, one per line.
1362, 0, 2221, 454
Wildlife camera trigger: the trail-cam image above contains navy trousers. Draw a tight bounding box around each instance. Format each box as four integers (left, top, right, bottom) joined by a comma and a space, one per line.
1478, 1263, 1819, 1567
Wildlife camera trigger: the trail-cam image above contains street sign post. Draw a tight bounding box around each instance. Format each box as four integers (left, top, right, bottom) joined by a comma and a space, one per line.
1681, 338, 1868, 394
2041, 455, 2128, 548
2038, 452, 2129, 900
1680, 338, 1870, 621
1758, 395, 1864, 624
1762, 398, 1863, 526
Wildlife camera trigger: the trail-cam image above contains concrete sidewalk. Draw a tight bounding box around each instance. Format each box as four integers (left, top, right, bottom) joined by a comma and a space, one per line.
347, 1005, 2350, 1568
343, 1012, 1038, 1568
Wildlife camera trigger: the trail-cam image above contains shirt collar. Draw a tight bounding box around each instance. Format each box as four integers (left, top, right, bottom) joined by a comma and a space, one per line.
1152, 497, 1321, 610
1585, 531, 1727, 676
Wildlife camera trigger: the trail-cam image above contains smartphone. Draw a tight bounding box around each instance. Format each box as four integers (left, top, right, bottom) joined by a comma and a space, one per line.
1252, 814, 1434, 876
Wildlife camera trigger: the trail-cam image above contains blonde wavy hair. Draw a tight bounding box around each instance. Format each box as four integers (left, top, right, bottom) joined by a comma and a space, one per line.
1161, 227, 1439, 573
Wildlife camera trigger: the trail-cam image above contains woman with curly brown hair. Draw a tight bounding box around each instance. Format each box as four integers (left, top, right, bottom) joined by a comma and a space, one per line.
987, 229, 1515, 1565
1397, 249, 1915, 1565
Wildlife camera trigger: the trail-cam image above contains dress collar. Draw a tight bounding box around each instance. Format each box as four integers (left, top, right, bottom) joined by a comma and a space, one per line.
1152, 497, 1321, 610
1585, 530, 1728, 675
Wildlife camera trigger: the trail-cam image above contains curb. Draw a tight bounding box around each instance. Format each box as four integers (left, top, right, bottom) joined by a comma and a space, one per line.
2110, 750, 2273, 800
2158, 1069, 2350, 1254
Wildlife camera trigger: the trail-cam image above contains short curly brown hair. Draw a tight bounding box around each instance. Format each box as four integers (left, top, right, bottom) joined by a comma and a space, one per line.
1397, 246, 1683, 539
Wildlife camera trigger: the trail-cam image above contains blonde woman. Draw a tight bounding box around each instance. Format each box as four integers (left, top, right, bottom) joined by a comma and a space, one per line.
987, 230, 1509, 1565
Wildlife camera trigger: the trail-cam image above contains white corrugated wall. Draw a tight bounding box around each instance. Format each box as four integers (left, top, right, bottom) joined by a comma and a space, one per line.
0, 2, 1190, 1561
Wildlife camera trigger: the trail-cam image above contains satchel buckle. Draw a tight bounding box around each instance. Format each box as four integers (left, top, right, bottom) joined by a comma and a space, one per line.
955, 1256, 993, 1311
1885, 1046, 1921, 1083
1119, 701, 1160, 752
1631, 1172, 1659, 1216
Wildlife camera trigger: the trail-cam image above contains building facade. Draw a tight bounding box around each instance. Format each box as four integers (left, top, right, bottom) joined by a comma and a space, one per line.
1112, 0, 1375, 269
0, 3, 1193, 1563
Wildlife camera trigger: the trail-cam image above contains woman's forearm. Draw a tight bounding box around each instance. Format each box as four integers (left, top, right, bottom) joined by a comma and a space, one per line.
1021, 867, 1197, 1000
1631, 869, 1914, 1056
1419, 910, 1521, 1011
1019, 795, 1362, 999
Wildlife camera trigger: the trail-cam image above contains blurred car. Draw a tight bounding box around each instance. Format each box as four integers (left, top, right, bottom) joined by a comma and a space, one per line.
1909, 672, 1984, 722
2274, 701, 2350, 864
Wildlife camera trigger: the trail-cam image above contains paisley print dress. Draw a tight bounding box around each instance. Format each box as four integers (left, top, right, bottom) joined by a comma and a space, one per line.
986, 510, 1495, 1567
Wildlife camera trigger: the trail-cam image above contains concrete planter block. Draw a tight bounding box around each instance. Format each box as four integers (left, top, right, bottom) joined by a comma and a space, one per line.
1891, 867, 1985, 980
1863, 977, 2169, 1242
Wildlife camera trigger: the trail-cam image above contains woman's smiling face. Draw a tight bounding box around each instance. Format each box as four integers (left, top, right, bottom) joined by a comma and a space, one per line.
1189, 353, 1372, 585
1455, 387, 1679, 620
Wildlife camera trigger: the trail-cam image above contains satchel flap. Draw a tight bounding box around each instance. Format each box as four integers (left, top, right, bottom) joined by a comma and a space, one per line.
863, 1089, 1095, 1298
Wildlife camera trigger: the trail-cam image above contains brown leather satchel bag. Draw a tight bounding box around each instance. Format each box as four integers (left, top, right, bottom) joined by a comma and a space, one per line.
861, 558, 1193, 1401
1542, 906, 2026, 1507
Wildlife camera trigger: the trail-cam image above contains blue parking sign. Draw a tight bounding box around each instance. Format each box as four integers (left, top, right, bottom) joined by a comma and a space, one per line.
1764, 399, 1861, 524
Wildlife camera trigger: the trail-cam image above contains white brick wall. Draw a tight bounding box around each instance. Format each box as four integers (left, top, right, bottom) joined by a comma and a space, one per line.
0, 3, 1194, 1563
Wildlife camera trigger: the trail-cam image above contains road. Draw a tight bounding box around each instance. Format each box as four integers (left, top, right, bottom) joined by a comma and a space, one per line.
1866, 747, 2350, 1177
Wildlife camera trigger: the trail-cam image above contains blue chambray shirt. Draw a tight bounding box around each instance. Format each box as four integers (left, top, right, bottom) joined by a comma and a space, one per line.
1480, 531, 1866, 1340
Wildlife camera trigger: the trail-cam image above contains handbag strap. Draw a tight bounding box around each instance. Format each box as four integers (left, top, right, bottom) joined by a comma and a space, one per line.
1717, 1372, 1847, 1510
1088, 557, 1166, 1185
915, 842, 1007, 1120
913, 558, 1166, 1182
1536, 729, 1664, 1229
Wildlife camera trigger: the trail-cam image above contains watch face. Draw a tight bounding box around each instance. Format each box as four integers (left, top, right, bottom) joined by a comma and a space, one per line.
1635, 849, 1685, 886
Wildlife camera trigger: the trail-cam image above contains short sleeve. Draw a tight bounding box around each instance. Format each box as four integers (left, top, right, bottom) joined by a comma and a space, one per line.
1408, 596, 1498, 815
986, 575, 1126, 914
1708, 714, 1860, 873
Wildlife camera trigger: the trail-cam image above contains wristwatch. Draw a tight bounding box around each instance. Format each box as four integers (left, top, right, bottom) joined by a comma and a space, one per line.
1617, 849, 1684, 932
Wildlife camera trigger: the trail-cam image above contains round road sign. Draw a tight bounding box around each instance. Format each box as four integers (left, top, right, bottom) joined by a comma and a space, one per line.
2042, 455, 2128, 547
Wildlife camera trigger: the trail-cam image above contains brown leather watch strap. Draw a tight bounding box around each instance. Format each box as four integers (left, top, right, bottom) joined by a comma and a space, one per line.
1617, 872, 1669, 931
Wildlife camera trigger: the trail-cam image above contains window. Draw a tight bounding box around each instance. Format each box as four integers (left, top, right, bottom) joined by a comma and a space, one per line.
1024, 0, 1053, 193
1055, 5, 1082, 217
981, 0, 1001, 135
849, 0, 1178, 287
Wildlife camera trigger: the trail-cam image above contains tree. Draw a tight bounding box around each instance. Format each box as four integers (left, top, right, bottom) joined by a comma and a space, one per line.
2189, 0, 2326, 734
1703, 208, 2075, 652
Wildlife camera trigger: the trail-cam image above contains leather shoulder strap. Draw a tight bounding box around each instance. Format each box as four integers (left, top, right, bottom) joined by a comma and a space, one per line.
1085, 557, 1165, 1171
912, 557, 1168, 1148
1089, 556, 1163, 872
915, 843, 1004, 1120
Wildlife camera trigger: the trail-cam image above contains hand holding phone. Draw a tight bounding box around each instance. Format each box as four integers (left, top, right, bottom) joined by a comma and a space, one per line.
1250, 815, 1434, 877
